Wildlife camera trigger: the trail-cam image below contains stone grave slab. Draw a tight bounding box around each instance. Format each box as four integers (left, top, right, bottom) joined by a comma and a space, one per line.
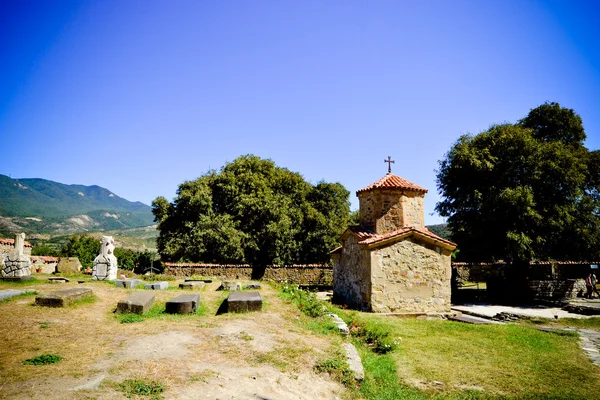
0, 276, 33, 282
144, 282, 168, 290
218, 281, 241, 291
116, 292, 155, 314
115, 279, 143, 289
48, 277, 70, 283
227, 291, 262, 313
245, 283, 261, 289
185, 279, 212, 283
0, 289, 34, 301
166, 294, 200, 314
179, 281, 205, 290
35, 288, 93, 307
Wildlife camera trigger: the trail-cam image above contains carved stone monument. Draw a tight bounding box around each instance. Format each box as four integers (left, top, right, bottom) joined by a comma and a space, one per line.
1, 233, 31, 279
92, 236, 118, 281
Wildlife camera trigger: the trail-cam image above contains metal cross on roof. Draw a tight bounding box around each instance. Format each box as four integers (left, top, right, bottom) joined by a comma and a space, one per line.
384, 156, 395, 173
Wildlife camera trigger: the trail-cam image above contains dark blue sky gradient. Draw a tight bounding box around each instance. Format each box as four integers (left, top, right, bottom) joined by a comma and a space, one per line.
1, 0, 598, 224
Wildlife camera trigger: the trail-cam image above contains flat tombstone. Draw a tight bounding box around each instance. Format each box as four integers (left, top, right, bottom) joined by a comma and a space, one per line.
227, 291, 262, 313
185, 279, 212, 283
219, 281, 241, 291
115, 279, 143, 289
48, 277, 70, 283
117, 292, 155, 314
179, 282, 205, 290
35, 288, 93, 307
166, 294, 200, 314
245, 283, 261, 290
144, 282, 168, 290
0, 289, 34, 301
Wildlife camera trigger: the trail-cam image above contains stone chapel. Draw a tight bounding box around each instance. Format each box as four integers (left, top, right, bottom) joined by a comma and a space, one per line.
332, 166, 456, 313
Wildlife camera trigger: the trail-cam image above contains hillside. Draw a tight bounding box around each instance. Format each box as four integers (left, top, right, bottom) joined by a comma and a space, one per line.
0, 175, 154, 235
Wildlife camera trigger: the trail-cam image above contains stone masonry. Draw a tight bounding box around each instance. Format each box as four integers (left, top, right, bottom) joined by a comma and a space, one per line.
333, 170, 456, 313
1, 233, 31, 278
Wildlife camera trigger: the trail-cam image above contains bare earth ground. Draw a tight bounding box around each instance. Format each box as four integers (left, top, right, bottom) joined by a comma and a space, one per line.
0, 279, 344, 399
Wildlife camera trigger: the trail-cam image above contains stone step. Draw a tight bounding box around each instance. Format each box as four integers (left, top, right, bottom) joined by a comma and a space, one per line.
166, 294, 200, 314
179, 281, 205, 290
116, 292, 155, 314
115, 279, 143, 289
144, 282, 168, 290
227, 291, 262, 313
35, 288, 93, 307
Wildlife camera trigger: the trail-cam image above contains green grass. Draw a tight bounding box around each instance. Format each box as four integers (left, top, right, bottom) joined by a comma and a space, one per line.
68, 294, 97, 307
278, 284, 600, 400
22, 354, 63, 366
117, 378, 164, 399
0, 277, 45, 287
116, 302, 207, 324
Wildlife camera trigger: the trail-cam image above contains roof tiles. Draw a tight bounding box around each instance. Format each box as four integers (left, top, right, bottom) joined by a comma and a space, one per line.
356, 173, 428, 195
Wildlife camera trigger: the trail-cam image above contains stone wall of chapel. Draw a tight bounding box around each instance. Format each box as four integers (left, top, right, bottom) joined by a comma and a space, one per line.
370, 238, 451, 313
332, 235, 372, 311
358, 190, 425, 233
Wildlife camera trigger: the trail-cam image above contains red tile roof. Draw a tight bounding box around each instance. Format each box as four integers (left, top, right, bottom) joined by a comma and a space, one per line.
30, 256, 59, 263
0, 238, 33, 247
342, 225, 456, 249
356, 173, 428, 195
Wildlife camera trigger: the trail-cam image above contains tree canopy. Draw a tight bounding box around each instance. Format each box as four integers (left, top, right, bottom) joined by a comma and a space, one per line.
152, 155, 351, 266
436, 102, 600, 264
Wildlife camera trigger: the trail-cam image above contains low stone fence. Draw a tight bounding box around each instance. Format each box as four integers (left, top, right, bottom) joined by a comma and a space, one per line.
0, 238, 32, 256
163, 263, 332, 285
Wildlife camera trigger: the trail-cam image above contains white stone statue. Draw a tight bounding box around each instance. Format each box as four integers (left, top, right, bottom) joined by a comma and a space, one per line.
1, 233, 31, 278
92, 236, 118, 280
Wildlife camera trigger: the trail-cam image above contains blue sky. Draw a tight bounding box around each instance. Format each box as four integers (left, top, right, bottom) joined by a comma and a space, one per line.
1, 0, 598, 225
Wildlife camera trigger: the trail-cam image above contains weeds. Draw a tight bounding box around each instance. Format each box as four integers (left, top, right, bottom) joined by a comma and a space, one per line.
347, 317, 398, 354
118, 379, 165, 398
22, 354, 63, 365
314, 349, 355, 386
143, 274, 176, 282
280, 284, 325, 317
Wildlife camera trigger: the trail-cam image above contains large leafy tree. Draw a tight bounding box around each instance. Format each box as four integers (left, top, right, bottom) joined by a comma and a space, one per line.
152, 155, 350, 266
436, 102, 600, 264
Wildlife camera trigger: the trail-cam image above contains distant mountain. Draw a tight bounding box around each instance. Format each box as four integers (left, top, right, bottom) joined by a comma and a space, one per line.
0, 175, 154, 234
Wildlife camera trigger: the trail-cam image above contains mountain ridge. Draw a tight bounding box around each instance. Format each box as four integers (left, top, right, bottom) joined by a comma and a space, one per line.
0, 174, 154, 234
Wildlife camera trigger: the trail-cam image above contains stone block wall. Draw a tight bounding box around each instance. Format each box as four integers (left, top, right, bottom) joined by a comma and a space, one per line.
163, 263, 333, 285
370, 238, 452, 313
332, 235, 372, 310
358, 190, 424, 233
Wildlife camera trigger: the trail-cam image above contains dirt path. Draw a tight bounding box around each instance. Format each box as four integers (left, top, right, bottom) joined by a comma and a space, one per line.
0, 279, 344, 399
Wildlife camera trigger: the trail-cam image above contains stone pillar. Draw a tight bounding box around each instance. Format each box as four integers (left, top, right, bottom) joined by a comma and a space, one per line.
92, 236, 118, 281
1, 233, 31, 278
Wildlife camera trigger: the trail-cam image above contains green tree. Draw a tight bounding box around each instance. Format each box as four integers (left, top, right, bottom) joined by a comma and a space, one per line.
113, 247, 137, 271
153, 155, 350, 266
31, 244, 60, 257
436, 102, 600, 263
60, 235, 101, 267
